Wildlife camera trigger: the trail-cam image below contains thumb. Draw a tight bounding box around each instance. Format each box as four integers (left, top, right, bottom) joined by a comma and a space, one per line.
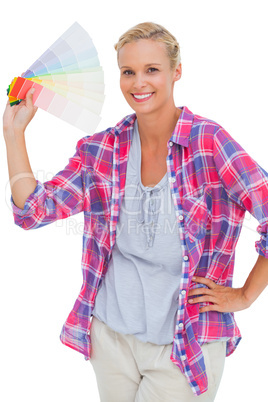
25, 87, 36, 108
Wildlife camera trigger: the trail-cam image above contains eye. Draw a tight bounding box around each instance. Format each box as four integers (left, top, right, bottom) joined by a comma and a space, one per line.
148, 67, 158, 73
122, 70, 133, 75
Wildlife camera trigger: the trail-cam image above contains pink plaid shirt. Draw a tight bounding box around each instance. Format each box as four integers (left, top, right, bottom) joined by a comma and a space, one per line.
11, 106, 268, 396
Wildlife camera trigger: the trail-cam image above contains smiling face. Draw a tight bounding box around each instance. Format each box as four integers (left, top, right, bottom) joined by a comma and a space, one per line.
118, 39, 181, 117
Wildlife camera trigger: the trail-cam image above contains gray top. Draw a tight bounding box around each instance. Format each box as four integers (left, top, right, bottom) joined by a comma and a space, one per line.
92, 119, 183, 345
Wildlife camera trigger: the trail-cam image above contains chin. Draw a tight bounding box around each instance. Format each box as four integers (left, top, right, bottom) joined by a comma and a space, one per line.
129, 102, 158, 115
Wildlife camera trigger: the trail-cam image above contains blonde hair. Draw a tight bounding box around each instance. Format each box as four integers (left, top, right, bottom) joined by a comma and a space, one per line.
114, 22, 181, 70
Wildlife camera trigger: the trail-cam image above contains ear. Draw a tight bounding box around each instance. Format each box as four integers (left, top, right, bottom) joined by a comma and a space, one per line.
173, 63, 182, 82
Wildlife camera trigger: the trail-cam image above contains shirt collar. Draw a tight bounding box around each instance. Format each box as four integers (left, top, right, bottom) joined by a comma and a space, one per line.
170, 106, 194, 147
112, 106, 194, 148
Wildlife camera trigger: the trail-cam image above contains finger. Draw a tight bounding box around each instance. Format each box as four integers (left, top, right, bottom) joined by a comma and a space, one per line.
188, 295, 217, 304
188, 287, 213, 297
25, 87, 36, 108
192, 276, 217, 289
199, 304, 219, 313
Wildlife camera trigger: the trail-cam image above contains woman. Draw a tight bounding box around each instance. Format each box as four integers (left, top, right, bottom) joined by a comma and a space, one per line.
3, 22, 268, 402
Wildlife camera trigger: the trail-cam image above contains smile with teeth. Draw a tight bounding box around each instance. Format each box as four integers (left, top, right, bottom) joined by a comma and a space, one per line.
132, 92, 154, 101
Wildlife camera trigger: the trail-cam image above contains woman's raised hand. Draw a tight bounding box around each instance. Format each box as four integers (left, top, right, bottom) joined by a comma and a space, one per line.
3, 88, 38, 139
3, 87, 38, 209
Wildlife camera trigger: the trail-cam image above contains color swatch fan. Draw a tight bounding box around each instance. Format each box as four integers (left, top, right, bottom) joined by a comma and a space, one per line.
7, 22, 104, 134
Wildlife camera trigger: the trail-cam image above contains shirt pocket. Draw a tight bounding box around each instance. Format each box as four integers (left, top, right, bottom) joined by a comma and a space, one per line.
181, 186, 212, 243
85, 169, 113, 217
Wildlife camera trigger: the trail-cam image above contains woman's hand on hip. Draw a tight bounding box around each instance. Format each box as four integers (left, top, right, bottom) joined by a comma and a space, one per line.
187, 276, 251, 313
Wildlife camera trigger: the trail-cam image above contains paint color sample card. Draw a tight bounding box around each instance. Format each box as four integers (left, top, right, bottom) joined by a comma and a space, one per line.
7, 22, 104, 134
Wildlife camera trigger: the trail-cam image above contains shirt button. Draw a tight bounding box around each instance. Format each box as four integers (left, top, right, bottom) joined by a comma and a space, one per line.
178, 215, 184, 221
181, 355, 187, 361
183, 255, 189, 261
178, 323, 184, 329
87, 331, 90, 336
181, 290, 186, 296
169, 141, 174, 147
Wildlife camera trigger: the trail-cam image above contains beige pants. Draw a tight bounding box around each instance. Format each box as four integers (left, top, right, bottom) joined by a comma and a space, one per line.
89, 316, 226, 402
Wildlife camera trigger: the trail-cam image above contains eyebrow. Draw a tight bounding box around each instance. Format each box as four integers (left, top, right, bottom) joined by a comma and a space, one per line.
119, 63, 161, 69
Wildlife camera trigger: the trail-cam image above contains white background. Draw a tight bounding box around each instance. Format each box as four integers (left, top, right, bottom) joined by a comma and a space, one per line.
1, 0, 268, 400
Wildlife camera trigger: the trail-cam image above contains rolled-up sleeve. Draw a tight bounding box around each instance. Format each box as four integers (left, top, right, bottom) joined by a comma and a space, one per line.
213, 125, 268, 258
256, 224, 268, 257
11, 138, 85, 230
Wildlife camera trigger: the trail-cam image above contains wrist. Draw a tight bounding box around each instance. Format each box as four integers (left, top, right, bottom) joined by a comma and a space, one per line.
4, 128, 25, 145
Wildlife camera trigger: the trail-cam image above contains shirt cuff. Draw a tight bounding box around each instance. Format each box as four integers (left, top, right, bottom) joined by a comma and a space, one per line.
255, 224, 268, 258
10, 180, 47, 217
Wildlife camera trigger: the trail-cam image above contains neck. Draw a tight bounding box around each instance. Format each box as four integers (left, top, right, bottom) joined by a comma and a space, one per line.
136, 104, 181, 152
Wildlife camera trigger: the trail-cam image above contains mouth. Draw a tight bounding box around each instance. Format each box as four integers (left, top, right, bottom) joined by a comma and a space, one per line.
131, 92, 154, 102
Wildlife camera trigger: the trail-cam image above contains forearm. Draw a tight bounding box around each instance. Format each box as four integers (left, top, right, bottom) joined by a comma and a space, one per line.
3, 88, 38, 209
242, 254, 268, 305
5, 130, 37, 209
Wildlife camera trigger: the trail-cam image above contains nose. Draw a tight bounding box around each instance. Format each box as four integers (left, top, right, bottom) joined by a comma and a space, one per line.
133, 72, 147, 89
